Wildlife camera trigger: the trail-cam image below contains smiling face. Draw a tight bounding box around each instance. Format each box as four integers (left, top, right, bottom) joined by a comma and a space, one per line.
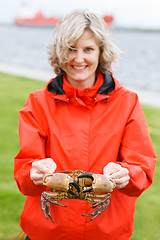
63, 30, 100, 88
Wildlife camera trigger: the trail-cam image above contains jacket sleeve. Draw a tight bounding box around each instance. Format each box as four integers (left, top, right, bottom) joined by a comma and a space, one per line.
14, 92, 48, 196
118, 94, 157, 197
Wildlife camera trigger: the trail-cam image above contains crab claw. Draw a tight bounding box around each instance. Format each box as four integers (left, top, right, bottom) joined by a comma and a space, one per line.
78, 173, 94, 192
68, 180, 80, 195
78, 173, 94, 180
78, 172, 115, 193
43, 173, 80, 195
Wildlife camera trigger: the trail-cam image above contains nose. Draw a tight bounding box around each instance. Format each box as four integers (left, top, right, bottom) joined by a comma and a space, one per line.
74, 50, 84, 63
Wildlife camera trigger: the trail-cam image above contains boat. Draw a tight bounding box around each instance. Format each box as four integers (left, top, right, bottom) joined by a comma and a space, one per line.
14, 8, 114, 27
103, 15, 114, 25
14, 11, 59, 27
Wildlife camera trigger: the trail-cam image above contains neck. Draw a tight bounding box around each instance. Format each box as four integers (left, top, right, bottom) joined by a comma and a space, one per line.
66, 76, 96, 89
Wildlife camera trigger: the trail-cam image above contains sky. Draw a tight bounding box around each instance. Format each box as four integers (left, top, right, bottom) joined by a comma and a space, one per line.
0, 0, 160, 29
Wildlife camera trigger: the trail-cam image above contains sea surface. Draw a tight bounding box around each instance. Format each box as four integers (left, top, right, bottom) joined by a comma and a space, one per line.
0, 25, 160, 91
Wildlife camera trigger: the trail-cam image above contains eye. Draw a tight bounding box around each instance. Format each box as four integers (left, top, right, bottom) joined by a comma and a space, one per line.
68, 47, 76, 52
85, 47, 93, 52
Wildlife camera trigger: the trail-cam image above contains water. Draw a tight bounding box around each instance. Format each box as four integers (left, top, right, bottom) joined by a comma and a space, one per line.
0, 25, 160, 91
112, 30, 160, 91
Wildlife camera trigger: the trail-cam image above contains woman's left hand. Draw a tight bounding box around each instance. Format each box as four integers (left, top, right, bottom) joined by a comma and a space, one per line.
103, 162, 130, 189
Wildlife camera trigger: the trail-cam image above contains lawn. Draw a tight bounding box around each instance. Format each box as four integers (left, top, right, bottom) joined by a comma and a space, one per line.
0, 72, 159, 239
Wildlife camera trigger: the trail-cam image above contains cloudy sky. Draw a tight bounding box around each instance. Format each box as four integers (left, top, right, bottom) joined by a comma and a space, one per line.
0, 0, 160, 29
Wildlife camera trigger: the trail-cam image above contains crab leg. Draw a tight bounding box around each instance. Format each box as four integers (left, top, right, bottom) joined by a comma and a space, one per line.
91, 193, 111, 208
82, 194, 111, 220
84, 192, 111, 205
41, 192, 66, 223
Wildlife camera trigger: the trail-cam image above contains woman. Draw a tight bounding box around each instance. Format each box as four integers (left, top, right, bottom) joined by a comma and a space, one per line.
14, 9, 156, 240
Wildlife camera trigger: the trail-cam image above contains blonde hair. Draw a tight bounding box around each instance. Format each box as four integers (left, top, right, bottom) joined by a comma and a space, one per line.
48, 9, 120, 75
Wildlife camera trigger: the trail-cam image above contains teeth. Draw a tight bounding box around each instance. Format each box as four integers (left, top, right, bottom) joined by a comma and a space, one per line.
73, 66, 86, 70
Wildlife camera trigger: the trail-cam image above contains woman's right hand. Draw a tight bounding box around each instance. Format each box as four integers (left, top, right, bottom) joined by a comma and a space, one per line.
30, 158, 57, 185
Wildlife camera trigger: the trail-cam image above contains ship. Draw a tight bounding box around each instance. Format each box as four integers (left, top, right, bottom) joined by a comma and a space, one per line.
14, 11, 59, 27
14, 8, 114, 27
103, 15, 114, 25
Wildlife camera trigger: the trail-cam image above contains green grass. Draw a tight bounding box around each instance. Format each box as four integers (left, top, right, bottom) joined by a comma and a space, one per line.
131, 105, 160, 240
0, 72, 160, 239
0, 73, 46, 239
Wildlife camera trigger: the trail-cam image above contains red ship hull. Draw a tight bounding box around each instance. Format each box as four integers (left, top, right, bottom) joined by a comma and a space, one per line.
14, 12, 114, 27
14, 12, 59, 27
103, 15, 114, 25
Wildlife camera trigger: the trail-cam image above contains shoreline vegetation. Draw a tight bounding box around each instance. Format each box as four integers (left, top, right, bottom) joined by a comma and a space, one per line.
0, 72, 160, 239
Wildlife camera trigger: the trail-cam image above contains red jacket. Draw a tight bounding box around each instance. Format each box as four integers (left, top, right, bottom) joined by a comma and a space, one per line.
14, 72, 156, 240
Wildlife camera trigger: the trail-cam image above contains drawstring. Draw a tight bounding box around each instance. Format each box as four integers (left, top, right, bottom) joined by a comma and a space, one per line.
15, 230, 26, 240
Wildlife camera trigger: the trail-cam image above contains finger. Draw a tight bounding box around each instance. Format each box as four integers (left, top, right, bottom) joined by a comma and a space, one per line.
32, 158, 57, 173
114, 175, 130, 189
32, 162, 53, 174
30, 171, 44, 181
110, 168, 129, 180
114, 175, 130, 185
116, 180, 130, 189
38, 158, 57, 169
103, 163, 121, 176
30, 167, 45, 182
33, 179, 43, 185
43, 159, 57, 172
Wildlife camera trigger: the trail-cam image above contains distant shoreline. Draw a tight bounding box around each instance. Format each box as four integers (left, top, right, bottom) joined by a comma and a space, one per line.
0, 62, 160, 107
0, 23, 160, 32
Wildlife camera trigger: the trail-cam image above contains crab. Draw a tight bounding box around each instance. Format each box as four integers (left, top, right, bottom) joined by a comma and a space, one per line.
41, 170, 116, 223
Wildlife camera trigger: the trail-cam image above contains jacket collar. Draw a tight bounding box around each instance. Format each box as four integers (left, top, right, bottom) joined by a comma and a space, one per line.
48, 75, 65, 95
47, 72, 122, 103
48, 72, 114, 93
